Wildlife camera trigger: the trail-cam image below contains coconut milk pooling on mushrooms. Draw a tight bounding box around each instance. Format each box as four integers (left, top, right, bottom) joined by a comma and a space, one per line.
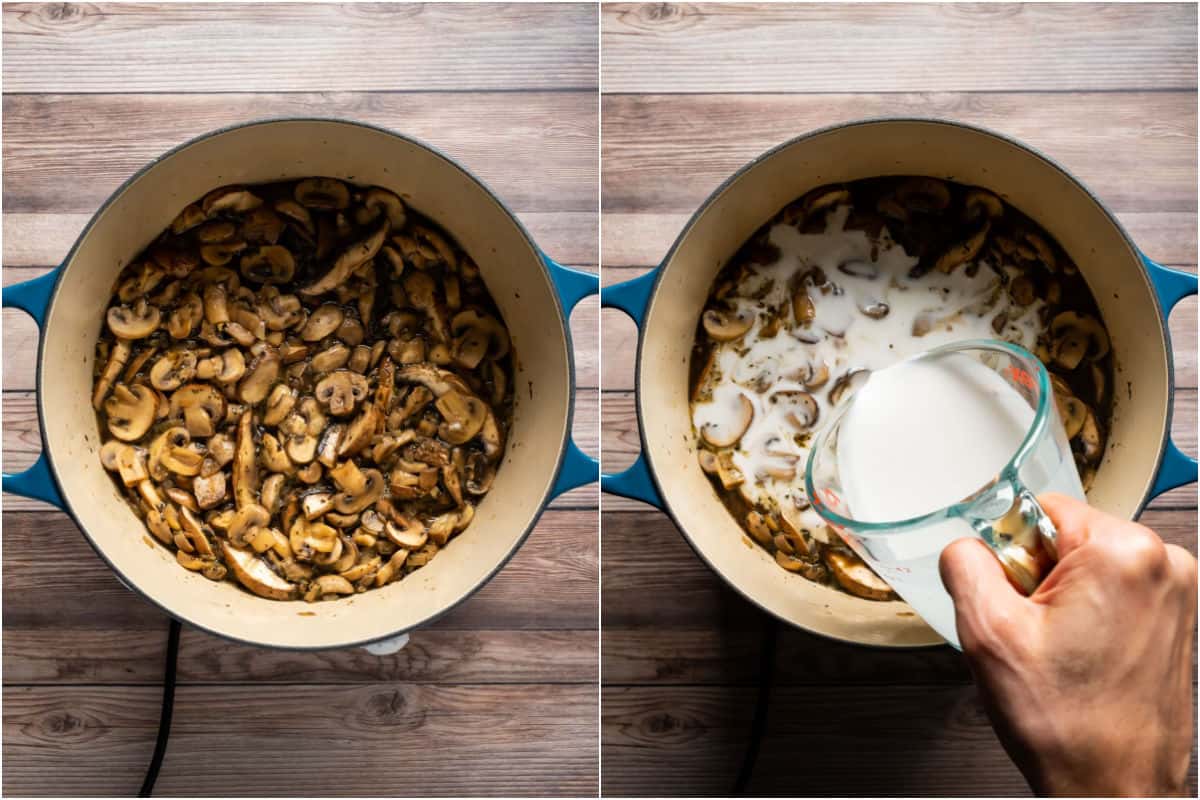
691, 204, 1045, 538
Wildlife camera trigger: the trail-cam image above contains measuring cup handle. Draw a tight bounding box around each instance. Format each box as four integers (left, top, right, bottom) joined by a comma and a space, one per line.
969, 485, 1058, 595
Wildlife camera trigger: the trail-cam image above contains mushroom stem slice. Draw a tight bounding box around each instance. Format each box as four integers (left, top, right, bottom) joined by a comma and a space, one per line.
221, 541, 296, 600
233, 409, 259, 510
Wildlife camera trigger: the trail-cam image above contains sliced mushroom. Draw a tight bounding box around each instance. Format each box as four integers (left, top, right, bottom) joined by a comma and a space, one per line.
965, 189, 1004, 220
166, 292, 204, 339
300, 304, 345, 341
192, 471, 227, 509
702, 308, 754, 342
1050, 311, 1110, 370
301, 220, 388, 297
895, 177, 950, 213
1079, 410, 1104, 464
196, 348, 246, 384
301, 492, 335, 520
241, 245, 296, 285
699, 393, 753, 448
221, 541, 296, 600
435, 390, 487, 444
828, 369, 869, 406
200, 240, 248, 267
311, 342, 351, 374
169, 383, 227, 437
274, 199, 314, 237
802, 185, 851, 214
262, 384, 297, 427
149, 350, 198, 392
935, 221, 990, 274
294, 177, 350, 210
315, 370, 370, 416
450, 309, 510, 363
825, 550, 894, 600
772, 390, 818, 429
233, 409, 259, 509
385, 515, 428, 549
338, 404, 381, 458
238, 346, 281, 404
93, 339, 132, 410
202, 186, 262, 216
107, 299, 161, 339
334, 467, 384, 514
104, 383, 157, 441
361, 187, 407, 228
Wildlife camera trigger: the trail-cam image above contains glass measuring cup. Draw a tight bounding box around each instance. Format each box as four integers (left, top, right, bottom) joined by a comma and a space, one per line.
805, 340, 1083, 648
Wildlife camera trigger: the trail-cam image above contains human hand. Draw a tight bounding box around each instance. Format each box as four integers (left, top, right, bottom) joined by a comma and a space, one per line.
940, 493, 1197, 797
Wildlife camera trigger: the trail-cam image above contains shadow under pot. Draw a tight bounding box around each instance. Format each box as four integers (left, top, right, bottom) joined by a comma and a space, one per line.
3, 118, 598, 651
602, 118, 1196, 648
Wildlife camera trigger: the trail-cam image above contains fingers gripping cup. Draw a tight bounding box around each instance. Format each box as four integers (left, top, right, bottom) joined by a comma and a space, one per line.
806, 340, 1082, 647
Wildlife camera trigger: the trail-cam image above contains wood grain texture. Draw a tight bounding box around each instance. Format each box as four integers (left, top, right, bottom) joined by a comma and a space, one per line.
4, 92, 598, 213
602, 92, 1197, 214
3, 3, 599, 93
3, 508, 595, 634
601, 3, 1196, 94
4, 684, 598, 797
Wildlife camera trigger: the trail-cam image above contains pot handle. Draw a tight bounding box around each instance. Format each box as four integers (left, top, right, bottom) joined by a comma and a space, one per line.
599, 270, 664, 509
2, 269, 65, 509
1142, 254, 1198, 498
544, 255, 601, 497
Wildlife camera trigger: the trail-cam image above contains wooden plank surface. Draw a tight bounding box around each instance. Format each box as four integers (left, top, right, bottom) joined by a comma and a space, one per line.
600, 4, 1197, 797
3, 3, 598, 93
4, 684, 597, 797
601, 3, 1197, 94
2, 3, 598, 797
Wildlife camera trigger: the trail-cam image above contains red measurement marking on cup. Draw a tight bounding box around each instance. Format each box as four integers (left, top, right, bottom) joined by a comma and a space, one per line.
818, 488, 843, 511
1007, 365, 1036, 391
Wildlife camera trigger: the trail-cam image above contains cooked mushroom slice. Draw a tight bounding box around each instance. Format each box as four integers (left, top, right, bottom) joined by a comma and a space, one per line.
697, 449, 719, 475
296, 460, 323, 484
1050, 311, 1110, 370
294, 177, 350, 210
336, 316, 365, 347
283, 398, 325, 464
241, 206, 286, 244
773, 390, 818, 429
317, 424, 345, 468
702, 308, 754, 342
301, 304, 345, 341
107, 299, 161, 339
385, 515, 428, 549
260, 433, 294, 474
479, 410, 504, 461
197, 220, 237, 243
228, 503, 270, 549
262, 384, 297, 427
171, 203, 206, 234
796, 360, 830, 391
104, 383, 157, 441
895, 177, 951, 213
373, 549, 409, 587
311, 342, 351, 374
361, 187, 407, 228
238, 346, 281, 405
1022, 231, 1057, 272
802, 185, 851, 214
301, 220, 388, 297
260, 290, 304, 331
935, 221, 990, 273
302, 492, 335, 520
745, 511, 772, 546
965, 189, 1004, 220
148, 350, 198, 392
435, 390, 488, 444
93, 339, 132, 409
1056, 394, 1088, 440
828, 369, 869, 406
1009, 276, 1036, 307
1079, 410, 1104, 464
332, 465, 384, 514
338, 403, 382, 458
200, 240, 248, 267
289, 517, 339, 562
240, 245, 296, 284
166, 292, 203, 339
450, 309, 510, 367
169, 383, 227, 438
118, 262, 166, 304
825, 550, 894, 601
315, 370, 370, 416
208, 432, 235, 468
196, 348, 246, 384
202, 186, 262, 216
233, 409, 259, 509
116, 444, 150, 486
792, 288, 815, 326
699, 393, 753, 448
192, 471, 227, 509
428, 512, 459, 547
221, 541, 296, 600
274, 199, 314, 237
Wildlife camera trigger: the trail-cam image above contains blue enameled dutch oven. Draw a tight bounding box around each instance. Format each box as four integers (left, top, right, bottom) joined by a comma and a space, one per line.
3, 118, 598, 650
602, 119, 1196, 647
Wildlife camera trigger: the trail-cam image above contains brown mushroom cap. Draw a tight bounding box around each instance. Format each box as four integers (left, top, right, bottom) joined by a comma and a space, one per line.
107, 300, 161, 339
702, 308, 754, 342
315, 370, 370, 416
104, 383, 158, 441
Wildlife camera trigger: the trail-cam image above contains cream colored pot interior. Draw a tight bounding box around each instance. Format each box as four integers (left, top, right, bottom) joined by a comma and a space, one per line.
40, 120, 571, 649
639, 120, 1169, 646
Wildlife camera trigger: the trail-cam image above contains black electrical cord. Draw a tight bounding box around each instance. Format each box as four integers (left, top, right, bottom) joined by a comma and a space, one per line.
732, 616, 779, 796
139, 618, 181, 797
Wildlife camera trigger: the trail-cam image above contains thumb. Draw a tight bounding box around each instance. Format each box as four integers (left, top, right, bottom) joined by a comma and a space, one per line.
940, 538, 1026, 647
